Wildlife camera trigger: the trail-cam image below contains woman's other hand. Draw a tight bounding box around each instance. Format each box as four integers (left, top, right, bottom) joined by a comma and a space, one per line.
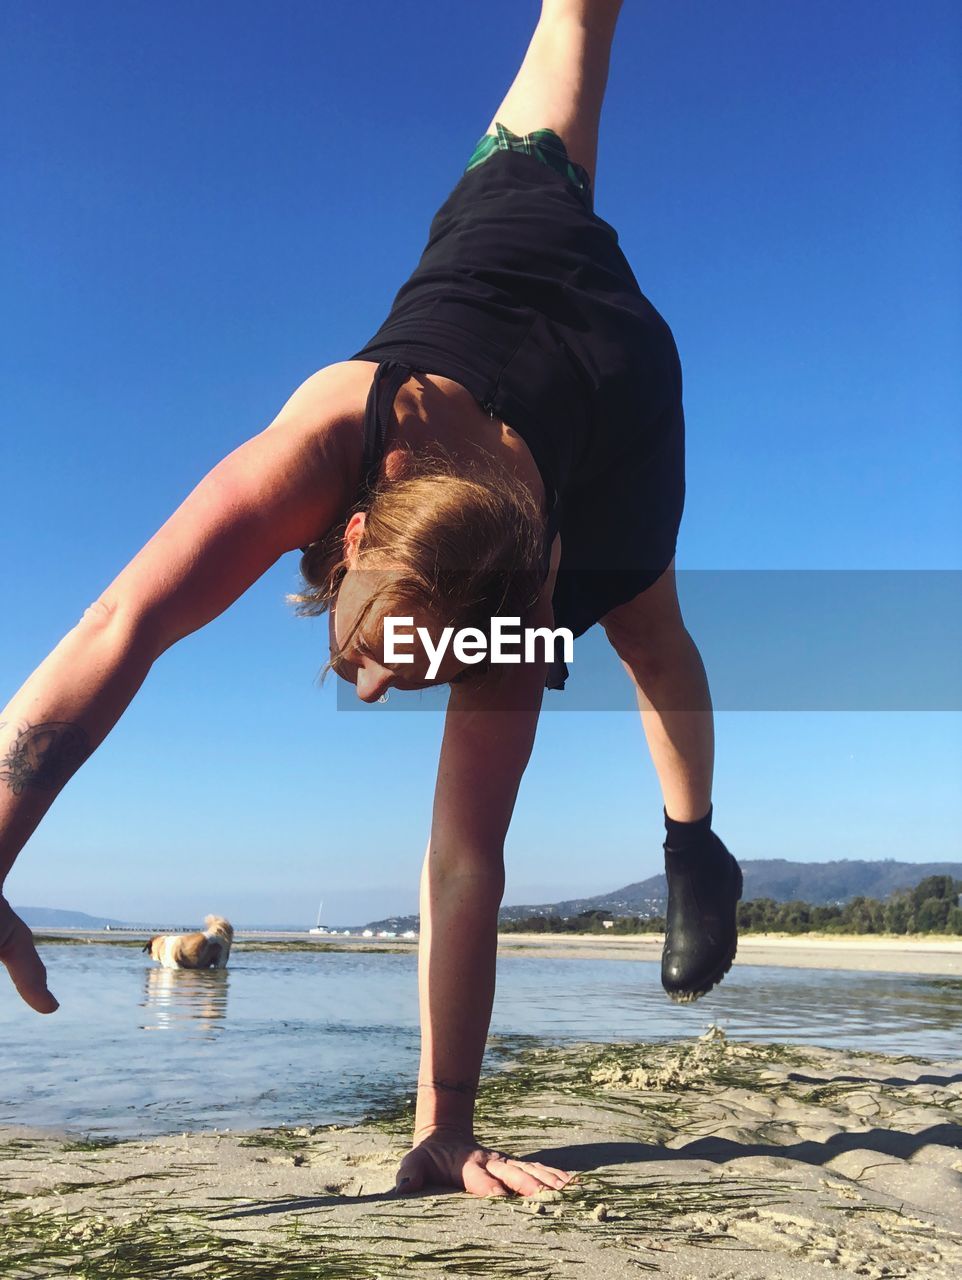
0, 895, 58, 1013
394, 1129, 574, 1198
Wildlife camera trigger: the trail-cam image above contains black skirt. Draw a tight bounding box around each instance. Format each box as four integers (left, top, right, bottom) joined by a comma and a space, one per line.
350, 145, 686, 656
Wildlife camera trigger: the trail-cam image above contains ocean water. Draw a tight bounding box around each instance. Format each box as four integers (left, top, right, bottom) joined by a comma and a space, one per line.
0, 943, 959, 1137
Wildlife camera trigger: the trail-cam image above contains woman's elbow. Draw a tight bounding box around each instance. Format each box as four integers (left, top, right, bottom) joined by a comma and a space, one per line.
76, 594, 162, 662
425, 843, 506, 894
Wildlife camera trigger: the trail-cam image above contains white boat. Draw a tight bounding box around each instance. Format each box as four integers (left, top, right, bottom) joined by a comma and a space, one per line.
308, 898, 328, 935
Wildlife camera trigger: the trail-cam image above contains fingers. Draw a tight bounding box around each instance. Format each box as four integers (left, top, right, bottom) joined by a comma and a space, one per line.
462, 1160, 511, 1199
513, 1159, 575, 1190
484, 1156, 569, 1198
7, 942, 59, 1014
0, 906, 59, 1014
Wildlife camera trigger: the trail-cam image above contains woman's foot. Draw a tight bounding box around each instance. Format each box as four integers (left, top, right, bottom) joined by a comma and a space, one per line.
661, 832, 743, 1002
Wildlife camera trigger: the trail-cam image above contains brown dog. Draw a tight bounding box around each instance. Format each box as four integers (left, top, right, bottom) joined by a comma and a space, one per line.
143, 915, 234, 970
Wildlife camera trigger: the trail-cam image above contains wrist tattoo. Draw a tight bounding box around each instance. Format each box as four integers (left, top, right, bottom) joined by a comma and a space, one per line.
0, 722, 91, 796
417, 1078, 478, 1095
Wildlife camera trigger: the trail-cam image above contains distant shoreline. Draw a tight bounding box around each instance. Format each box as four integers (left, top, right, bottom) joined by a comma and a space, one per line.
31, 927, 962, 975
496, 930, 962, 975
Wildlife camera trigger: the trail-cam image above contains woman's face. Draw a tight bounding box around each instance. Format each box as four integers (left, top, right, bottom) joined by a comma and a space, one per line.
330, 566, 465, 701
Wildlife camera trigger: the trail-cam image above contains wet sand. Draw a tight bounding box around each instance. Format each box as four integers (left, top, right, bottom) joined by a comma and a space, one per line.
3, 1029, 960, 1278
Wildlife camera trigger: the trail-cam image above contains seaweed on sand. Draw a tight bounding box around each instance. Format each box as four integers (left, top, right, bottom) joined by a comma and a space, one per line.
0, 1205, 570, 1279
59, 1137, 122, 1153
362, 1028, 816, 1150
237, 1127, 326, 1152
0, 1208, 380, 1279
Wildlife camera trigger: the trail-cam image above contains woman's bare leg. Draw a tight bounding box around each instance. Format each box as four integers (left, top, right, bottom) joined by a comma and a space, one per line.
602, 562, 715, 823
604, 565, 742, 1003
484, 0, 624, 188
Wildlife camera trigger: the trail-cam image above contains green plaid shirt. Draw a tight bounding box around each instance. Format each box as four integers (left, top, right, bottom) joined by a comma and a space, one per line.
465, 122, 593, 210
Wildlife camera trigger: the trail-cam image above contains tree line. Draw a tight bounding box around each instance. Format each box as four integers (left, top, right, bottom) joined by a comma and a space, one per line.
499, 875, 962, 936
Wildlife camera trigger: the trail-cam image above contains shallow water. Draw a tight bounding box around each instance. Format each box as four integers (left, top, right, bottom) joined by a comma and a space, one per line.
1, 944, 959, 1137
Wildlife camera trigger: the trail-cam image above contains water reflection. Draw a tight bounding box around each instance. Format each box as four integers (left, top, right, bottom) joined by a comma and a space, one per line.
496, 959, 962, 1059
140, 966, 230, 1035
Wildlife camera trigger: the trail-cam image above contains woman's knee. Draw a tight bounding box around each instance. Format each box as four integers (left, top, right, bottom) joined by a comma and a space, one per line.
601, 563, 684, 658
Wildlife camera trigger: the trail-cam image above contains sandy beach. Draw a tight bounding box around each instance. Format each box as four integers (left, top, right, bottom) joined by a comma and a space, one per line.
498, 932, 962, 976
3, 1028, 960, 1278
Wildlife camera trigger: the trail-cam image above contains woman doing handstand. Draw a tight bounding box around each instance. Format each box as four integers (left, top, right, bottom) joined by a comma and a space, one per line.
0, 0, 742, 1198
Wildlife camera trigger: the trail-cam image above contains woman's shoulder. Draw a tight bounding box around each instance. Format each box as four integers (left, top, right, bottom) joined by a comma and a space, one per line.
266, 360, 375, 475
268, 361, 373, 440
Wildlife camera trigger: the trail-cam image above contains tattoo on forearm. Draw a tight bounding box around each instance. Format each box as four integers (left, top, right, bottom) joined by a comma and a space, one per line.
0, 722, 91, 796
417, 1079, 478, 1095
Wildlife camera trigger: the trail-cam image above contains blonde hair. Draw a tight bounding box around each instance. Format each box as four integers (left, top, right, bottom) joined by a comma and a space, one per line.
291, 453, 546, 678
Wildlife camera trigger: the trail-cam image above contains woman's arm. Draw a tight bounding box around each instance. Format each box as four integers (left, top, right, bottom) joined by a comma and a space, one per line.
0, 363, 365, 1010
396, 547, 574, 1198
414, 651, 545, 1142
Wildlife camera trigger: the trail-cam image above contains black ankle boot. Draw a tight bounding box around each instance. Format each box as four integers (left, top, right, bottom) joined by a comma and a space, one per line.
661, 829, 743, 1002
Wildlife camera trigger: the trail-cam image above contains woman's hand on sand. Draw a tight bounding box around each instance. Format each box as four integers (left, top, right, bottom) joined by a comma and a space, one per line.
0, 895, 59, 1013
394, 1130, 575, 1198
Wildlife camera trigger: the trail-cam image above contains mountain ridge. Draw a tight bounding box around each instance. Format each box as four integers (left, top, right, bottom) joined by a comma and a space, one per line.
366, 858, 962, 933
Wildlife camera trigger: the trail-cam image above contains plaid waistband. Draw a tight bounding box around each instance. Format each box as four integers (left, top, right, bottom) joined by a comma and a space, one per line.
464, 121, 593, 211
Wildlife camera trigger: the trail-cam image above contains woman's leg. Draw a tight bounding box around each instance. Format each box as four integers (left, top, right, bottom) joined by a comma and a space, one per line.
603, 564, 742, 1003
484, 0, 624, 188
602, 562, 715, 823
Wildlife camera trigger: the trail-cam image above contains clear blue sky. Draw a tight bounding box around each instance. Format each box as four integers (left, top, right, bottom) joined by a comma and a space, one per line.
2, 1, 960, 924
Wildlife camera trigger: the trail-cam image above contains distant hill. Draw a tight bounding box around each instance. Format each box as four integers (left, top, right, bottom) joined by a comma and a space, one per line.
503, 859, 962, 922
365, 859, 962, 932
15, 906, 131, 929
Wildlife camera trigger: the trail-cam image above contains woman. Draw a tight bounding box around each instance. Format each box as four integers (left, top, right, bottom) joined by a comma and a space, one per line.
0, 0, 741, 1198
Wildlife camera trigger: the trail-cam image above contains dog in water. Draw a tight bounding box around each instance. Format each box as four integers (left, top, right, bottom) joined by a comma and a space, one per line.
143, 915, 234, 970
